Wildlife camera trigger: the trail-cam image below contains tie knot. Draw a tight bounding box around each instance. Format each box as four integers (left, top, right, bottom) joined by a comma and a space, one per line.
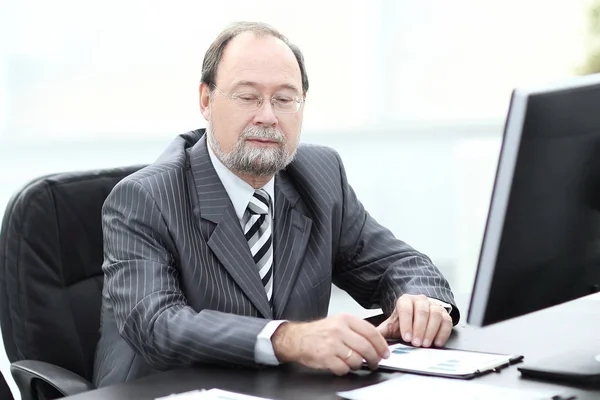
248, 189, 270, 215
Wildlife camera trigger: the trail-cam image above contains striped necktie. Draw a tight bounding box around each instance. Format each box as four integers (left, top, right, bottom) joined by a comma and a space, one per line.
244, 189, 273, 305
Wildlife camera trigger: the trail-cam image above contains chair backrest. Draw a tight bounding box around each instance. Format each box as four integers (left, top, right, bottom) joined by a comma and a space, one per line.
0, 371, 14, 400
0, 166, 144, 382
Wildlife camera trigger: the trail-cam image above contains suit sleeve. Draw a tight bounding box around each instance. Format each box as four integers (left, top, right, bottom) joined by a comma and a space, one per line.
102, 179, 270, 370
331, 153, 460, 325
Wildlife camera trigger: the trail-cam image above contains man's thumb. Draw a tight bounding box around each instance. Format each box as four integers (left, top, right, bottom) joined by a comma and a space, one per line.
376, 317, 391, 337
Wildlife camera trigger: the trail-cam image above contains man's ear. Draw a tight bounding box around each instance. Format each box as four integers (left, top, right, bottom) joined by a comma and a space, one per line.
199, 82, 211, 121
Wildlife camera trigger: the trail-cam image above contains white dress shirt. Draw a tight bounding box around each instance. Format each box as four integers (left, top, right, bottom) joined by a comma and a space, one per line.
207, 143, 284, 365
207, 143, 452, 365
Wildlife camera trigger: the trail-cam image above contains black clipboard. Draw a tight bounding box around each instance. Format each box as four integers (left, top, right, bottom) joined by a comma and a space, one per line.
367, 343, 524, 380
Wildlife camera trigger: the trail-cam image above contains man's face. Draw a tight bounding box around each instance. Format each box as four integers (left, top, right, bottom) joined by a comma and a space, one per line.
200, 32, 305, 177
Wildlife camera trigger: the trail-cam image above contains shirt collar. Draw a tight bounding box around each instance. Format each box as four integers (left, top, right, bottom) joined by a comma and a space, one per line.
207, 141, 275, 221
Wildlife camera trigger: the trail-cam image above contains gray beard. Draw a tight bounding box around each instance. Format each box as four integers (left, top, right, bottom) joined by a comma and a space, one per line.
207, 122, 297, 176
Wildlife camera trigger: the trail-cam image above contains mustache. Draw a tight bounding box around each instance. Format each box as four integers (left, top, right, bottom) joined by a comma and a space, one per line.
241, 126, 285, 143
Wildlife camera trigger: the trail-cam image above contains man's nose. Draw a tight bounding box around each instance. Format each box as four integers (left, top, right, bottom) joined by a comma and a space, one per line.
253, 100, 278, 127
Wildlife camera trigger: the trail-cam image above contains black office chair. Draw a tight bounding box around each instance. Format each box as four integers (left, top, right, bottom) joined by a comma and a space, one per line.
0, 371, 14, 399
0, 166, 144, 400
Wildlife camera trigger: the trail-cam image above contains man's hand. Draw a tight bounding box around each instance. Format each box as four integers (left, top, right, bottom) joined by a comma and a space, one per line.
271, 314, 390, 376
376, 294, 453, 348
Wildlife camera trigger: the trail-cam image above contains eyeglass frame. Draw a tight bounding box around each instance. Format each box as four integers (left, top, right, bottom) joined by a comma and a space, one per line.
211, 84, 305, 114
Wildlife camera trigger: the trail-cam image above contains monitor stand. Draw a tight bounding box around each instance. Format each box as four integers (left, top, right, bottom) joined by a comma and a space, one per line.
518, 350, 600, 386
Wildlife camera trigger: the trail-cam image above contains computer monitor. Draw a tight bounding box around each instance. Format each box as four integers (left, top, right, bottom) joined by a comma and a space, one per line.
467, 73, 600, 384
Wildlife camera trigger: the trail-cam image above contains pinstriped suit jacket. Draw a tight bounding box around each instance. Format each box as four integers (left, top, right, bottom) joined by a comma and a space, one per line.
92, 129, 459, 387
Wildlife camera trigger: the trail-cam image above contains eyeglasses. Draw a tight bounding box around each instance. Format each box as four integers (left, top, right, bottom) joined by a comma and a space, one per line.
212, 85, 305, 113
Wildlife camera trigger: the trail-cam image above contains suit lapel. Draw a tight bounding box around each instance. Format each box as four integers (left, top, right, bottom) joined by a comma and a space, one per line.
272, 171, 313, 318
207, 208, 273, 319
188, 134, 272, 319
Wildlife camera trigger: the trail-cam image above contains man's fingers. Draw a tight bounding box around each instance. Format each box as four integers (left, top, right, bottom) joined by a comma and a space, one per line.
329, 357, 351, 376
422, 305, 445, 347
434, 313, 454, 347
398, 295, 414, 342
375, 317, 391, 337
337, 345, 366, 371
411, 296, 430, 347
377, 313, 401, 339
347, 317, 390, 360
342, 330, 382, 369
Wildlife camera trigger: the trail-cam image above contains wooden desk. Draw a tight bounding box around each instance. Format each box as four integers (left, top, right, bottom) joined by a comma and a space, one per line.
66, 296, 600, 399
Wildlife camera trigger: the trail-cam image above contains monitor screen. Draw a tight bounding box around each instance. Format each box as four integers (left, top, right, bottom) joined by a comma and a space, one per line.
466, 73, 600, 384
468, 73, 600, 327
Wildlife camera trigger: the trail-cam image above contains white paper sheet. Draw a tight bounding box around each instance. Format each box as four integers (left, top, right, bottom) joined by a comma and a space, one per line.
155, 388, 273, 400
588, 292, 600, 301
337, 375, 571, 400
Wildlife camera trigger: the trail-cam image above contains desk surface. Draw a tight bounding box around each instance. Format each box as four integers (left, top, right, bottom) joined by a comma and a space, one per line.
67, 296, 600, 400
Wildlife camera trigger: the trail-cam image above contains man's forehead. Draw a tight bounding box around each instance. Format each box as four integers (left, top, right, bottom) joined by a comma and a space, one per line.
218, 32, 301, 83
225, 31, 289, 53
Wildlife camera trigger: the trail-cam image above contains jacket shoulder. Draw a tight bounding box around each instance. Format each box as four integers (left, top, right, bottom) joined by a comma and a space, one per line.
293, 143, 341, 169
113, 129, 203, 193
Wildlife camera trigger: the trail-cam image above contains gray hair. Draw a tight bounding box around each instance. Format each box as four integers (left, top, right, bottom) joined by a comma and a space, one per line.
201, 21, 309, 93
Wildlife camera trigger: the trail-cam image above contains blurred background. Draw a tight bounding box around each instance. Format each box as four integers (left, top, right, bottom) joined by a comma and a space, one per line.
1, 0, 599, 397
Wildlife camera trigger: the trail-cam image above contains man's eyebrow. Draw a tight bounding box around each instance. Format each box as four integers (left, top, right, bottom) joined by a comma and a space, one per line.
230, 80, 259, 90
230, 80, 301, 93
277, 83, 302, 93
